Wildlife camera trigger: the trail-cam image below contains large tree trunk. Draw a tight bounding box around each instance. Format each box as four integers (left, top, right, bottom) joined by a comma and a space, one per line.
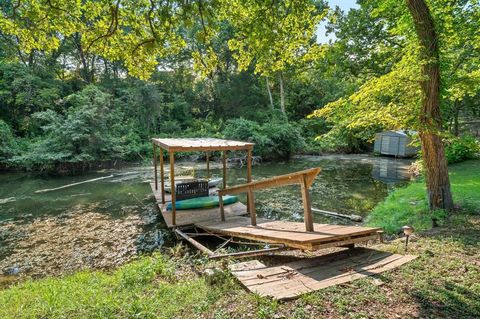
406, 0, 454, 211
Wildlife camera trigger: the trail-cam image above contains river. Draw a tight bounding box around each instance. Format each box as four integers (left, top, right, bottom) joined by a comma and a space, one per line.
0, 154, 412, 283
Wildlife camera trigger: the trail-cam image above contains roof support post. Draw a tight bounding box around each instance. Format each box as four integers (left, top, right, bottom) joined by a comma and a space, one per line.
248, 188, 256, 226
170, 151, 176, 226
301, 174, 314, 232
219, 193, 225, 221
222, 151, 227, 189
206, 151, 210, 180
153, 143, 158, 190
246, 148, 252, 214
159, 147, 165, 204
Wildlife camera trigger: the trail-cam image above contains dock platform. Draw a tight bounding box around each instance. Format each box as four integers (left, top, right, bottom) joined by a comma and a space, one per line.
151, 183, 381, 251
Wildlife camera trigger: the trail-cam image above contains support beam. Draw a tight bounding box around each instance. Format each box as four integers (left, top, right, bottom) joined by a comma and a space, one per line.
247, 148, 252, 214
153, 143, 158, 190
248, 189, 256, 226
301, 174, 314, 232
174, 229, 214, 257
219, 193, 225, 221
222, 151, 227, 189
206, 152, 210, 180
169, 151, 176, 226
160, 147, 165, 204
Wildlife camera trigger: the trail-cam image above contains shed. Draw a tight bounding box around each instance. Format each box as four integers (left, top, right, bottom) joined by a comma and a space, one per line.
373, 130, 419, 157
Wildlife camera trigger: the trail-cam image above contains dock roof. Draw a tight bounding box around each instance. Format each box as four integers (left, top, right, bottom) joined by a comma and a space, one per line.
152, 137, 254, 152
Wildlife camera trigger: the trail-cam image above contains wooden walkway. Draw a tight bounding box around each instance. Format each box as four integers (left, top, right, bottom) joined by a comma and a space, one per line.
229, 248, 417, 300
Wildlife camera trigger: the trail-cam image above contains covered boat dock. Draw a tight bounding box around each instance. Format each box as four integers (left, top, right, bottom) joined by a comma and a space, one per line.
150, 138, 383, 253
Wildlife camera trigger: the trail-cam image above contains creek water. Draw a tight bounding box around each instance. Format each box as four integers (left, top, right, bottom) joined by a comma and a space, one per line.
0, 154, 412, 280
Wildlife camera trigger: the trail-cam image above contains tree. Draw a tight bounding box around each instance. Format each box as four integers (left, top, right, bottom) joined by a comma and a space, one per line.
310, 0, 480, 211
406, 0, 453, 210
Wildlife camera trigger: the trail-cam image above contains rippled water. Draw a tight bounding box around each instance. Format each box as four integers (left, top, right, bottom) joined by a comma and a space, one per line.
0, 154, 412, 279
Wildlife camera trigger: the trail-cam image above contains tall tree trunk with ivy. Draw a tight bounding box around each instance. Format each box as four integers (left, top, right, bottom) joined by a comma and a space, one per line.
406, 0, 454, 212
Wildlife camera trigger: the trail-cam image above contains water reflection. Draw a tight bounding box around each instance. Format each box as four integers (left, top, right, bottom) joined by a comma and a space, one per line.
371, 157, 412, 184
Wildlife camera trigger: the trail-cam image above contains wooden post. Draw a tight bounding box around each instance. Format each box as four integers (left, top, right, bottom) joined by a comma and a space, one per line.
169, 151, 176, 226
248, 188, 256, 226
206, 152, 210, 180
219, 193, 225, 221
160, 147, 165, 204
301, 174, 314, 232
246, 148, 252, 214
153, 143, 158, 190
222, 151, 227, 189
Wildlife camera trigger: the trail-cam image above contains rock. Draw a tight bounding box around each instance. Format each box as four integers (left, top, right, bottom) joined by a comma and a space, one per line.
203, 267, 224, 285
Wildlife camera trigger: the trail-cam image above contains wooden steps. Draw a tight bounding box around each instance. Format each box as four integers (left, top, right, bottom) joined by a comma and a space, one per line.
229, 248, 417, 300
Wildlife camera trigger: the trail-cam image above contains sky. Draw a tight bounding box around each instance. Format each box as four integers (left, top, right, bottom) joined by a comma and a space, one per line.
316, 0, 359, 43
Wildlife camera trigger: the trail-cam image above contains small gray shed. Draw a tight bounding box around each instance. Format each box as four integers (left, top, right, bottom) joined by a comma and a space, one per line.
374, 130, 419, 157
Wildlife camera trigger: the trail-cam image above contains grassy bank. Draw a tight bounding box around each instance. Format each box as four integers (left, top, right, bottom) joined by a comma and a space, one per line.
367, 160, 480, 234
1, 213, 479, 318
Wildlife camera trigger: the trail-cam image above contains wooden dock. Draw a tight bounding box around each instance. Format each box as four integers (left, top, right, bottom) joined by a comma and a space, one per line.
150, 138, 381, 251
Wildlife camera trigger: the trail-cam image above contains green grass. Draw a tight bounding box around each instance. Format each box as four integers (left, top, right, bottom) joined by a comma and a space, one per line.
0, 253, 226, 319
367, 159, 480, 233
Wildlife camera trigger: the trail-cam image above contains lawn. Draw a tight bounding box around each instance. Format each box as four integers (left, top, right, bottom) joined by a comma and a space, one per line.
1, 161, 479, 318
367, 159, 480, 233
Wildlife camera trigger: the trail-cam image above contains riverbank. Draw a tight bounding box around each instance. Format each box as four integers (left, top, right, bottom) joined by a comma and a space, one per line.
367, 159, 480, 233
0, 160, 479, 318
1, 211, 479, 318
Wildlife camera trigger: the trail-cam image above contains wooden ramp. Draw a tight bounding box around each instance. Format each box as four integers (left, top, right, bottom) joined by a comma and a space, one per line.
229, 248, 417, 300
151, 183, 247, 228
196, 216, 381, 250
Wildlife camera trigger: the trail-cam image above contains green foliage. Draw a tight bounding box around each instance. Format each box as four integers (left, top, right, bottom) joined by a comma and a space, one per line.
11, 85, 134, 170
444, 135, 480, 164
367, 160, 480, 233
223, 118, 305, 160
0, 119, 18, 163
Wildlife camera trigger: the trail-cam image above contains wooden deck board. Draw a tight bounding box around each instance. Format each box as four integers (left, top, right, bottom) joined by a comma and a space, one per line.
150, 183, 247, 227
196, 216, 381, 250
229, 248, 417, 300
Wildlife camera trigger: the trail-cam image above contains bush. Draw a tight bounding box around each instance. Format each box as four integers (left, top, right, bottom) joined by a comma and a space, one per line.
223, 118, 305, 160
0, 119, 18, 164
444, 135, 480, 164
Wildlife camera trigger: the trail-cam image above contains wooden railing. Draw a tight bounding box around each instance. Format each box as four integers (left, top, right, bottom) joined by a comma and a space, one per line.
218, 168, 321, 232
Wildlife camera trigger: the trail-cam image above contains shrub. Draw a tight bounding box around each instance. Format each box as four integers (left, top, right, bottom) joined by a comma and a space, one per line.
0, 119, 18, 164
223, 118, 305, 160
444, 135, 480, 164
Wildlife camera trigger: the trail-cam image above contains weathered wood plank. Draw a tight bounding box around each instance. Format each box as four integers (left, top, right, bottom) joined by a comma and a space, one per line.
230, 248, 417, 300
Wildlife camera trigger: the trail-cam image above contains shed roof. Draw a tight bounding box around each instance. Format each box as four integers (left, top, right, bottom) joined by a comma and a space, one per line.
152, 137, 254, 152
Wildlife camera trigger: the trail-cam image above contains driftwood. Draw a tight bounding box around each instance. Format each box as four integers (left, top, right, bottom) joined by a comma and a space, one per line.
312, 208, 363, 222
34, 175, 114, 194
